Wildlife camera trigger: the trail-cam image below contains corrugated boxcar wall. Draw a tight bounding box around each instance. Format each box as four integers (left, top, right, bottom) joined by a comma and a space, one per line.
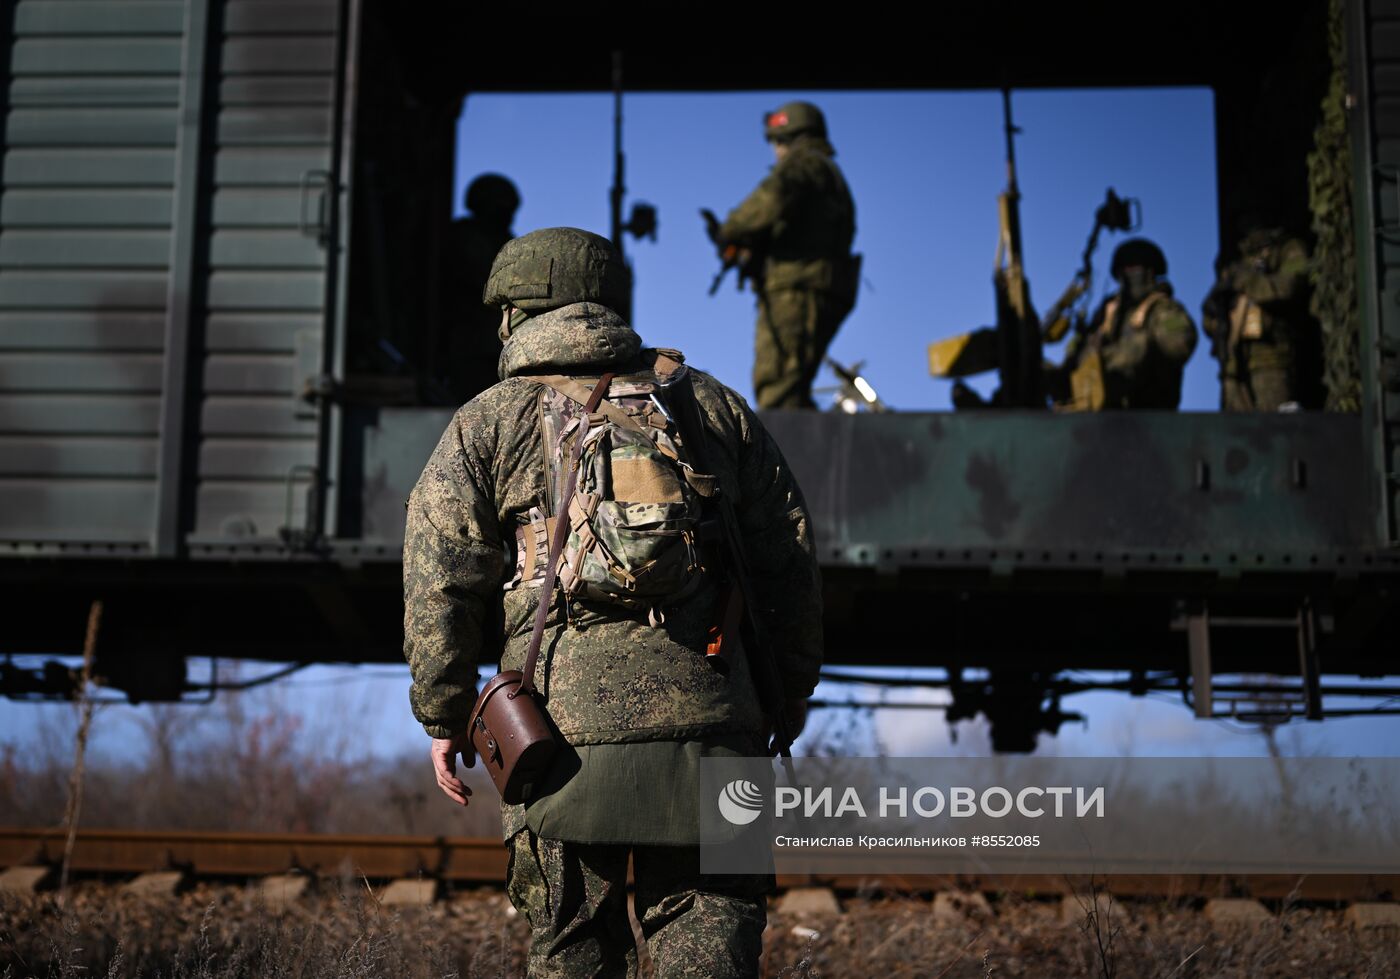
0, 0, 186, 550
0, 0, 346, 554
1355, 0, 1400, 547
195, 0, 343, 549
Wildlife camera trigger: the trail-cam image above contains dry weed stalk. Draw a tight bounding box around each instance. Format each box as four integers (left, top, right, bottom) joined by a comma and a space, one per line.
58, 600, 103, 897
1065, 872, 1119, 979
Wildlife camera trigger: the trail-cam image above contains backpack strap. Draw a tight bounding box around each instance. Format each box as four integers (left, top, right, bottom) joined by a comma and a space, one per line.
535, 374, 647, 434
643, 347, 688, 384
1127, 292, 1167, 330
516, 372, 615, 699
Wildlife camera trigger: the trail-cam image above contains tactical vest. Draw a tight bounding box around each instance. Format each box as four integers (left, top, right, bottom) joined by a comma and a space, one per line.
763, 139, 860, 302
505, 349, 716, 623
1228, 293, 1265, 342
1061, 292, 1170, 411
1097, 291, 1167, 337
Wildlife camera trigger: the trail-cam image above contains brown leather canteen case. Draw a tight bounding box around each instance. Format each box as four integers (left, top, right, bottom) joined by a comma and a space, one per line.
467, 669, 556, 804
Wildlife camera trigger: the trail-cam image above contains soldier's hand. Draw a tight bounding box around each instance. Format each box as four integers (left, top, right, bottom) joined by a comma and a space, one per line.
430, 731, 475, 807
1202, 282, 1234, 324
769, 698, 809, 752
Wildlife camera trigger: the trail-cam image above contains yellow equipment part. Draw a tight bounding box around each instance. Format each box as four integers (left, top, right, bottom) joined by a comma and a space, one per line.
1043, 314, 1072, 344
1040, 277, 1088, 344
1058, 347, 1106, 412
928, 326, 1001, 378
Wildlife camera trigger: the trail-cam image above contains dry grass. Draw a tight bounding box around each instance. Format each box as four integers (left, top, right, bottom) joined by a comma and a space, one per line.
0, 695, 502, 839
1, 881, 526, 979
761, 894, 1396, 979
3, 886, 1396, 979
3, 692, 1395, 976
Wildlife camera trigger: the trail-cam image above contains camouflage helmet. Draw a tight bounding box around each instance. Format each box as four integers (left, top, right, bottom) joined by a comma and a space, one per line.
764, 101, 827, 142
464, 173, 520, 217
1110, 238, 1167, 279
483, 227, 630, 313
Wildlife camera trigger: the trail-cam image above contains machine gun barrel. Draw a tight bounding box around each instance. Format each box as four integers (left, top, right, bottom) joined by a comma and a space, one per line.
824, 357, 889, 412
993, 89, 1042, 407
1000, 88, 1024, 266
609, 51, 625, 258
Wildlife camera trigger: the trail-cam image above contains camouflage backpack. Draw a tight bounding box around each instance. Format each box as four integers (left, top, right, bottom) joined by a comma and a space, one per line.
508, 349, 716, 621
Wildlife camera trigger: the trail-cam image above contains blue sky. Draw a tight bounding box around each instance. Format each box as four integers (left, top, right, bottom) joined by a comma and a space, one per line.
4, 658, 1395, 765
5, 88, 1396, 768
454, 87, 1222, 410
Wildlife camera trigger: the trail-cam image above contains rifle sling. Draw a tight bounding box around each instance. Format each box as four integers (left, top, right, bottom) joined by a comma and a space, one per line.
666, 376, 793, 757
516, 372, 615, 699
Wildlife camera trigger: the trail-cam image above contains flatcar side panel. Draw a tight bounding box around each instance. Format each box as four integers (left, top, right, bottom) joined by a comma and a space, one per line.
360, 409, 1379, 566
189, 0, 342, 546
761, 412, 1375, 565
0, 0, 185, 549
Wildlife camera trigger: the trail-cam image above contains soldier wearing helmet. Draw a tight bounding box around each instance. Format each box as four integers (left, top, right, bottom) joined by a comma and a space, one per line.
444, 173, 521, 402
1201, 216, 1313, 411
1052, 238, 1198, 410
404, 227, 822, 977
718, 100, 860, 409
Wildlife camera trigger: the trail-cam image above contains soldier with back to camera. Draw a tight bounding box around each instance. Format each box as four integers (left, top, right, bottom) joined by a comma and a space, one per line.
403, 227, 823, 978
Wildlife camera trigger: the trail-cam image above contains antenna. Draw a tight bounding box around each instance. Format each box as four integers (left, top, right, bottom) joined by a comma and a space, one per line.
610, 51, 625, 260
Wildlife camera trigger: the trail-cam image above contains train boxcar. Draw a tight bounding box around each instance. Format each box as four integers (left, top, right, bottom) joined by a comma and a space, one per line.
2, 1, 1396, 750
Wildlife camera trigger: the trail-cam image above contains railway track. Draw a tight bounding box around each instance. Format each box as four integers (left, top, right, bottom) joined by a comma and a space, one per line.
2, 828, 1397, 904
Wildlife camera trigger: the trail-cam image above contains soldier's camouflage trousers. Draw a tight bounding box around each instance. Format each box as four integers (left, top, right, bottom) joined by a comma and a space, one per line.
754, 288, 852, 410
506, 830, 771, 979
1221, 367, 1295, 412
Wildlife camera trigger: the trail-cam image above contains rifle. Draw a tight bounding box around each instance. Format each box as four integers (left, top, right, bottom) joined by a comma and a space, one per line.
1201, 267, 1237, 399
668, 375, 798, 779
700, 208, 763, 295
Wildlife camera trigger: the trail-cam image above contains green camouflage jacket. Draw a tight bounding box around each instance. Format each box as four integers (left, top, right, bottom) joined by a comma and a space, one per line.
719, 133, 857, 296
1074, 284, 1198, 410
403, 302, 824, 743
1202, 232, 1311, 373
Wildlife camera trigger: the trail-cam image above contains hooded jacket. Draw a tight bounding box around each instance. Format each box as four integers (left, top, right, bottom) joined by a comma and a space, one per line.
403, 302, 824, 744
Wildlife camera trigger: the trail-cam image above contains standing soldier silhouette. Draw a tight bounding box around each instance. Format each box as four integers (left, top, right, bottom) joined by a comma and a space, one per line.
717, 101, 860, 409
1202, 219, 1313, 411
444, 173, 521, 402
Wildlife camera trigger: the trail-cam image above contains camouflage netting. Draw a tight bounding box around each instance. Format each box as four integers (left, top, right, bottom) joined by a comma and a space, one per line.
1307, 0, 1362, 412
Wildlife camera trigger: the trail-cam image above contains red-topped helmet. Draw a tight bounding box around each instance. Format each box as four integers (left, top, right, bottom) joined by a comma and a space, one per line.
764, 101, 827, 142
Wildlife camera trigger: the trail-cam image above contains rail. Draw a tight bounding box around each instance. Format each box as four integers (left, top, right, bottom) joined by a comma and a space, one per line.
3, 828, 1396, 902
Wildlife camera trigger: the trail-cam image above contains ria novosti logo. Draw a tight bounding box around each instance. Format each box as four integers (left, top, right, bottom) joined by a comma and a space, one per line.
717, 779, 765, 825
